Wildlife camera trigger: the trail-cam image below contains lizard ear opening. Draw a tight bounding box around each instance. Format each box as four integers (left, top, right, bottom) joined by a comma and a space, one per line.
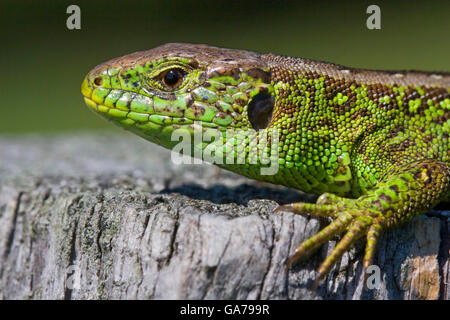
247, 91, 274, 130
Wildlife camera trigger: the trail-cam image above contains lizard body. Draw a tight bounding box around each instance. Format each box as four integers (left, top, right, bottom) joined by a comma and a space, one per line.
81, 43, 449, 287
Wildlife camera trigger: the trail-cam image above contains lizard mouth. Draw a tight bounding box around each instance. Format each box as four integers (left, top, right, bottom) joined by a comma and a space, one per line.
81, 75, 236, 150
81, 76, 198, 129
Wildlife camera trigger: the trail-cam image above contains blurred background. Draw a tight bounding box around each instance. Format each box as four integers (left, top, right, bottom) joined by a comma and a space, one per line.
1, 0, 449, 133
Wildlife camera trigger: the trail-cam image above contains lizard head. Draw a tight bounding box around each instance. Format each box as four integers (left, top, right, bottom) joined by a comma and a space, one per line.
81, 43, 275, 149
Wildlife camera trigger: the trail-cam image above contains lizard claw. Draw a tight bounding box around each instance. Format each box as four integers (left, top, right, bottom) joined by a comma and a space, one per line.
279, 193, 385, 289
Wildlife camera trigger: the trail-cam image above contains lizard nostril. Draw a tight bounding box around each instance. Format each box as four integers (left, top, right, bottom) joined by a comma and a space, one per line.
93, 76, 103, 86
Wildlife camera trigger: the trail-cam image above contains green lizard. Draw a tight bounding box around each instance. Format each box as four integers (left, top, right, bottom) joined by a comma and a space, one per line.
81, 43, 449, 288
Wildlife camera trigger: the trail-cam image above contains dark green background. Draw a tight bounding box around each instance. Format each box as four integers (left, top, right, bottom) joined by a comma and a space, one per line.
1, 0, 449, 133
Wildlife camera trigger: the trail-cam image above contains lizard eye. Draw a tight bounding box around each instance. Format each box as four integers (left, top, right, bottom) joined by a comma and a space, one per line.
159, 68, 185, 90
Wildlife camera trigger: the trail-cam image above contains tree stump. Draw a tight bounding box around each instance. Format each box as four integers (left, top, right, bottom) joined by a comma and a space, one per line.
0, 132, 448, 299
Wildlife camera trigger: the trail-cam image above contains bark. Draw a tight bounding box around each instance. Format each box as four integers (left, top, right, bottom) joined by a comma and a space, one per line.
0, 132, 448, 300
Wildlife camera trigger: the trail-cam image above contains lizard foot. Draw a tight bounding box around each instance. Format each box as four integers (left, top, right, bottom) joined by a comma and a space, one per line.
275, 192, 384, 289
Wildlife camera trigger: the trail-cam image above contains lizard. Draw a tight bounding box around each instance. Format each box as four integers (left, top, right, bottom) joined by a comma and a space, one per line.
81, 43, 449, 288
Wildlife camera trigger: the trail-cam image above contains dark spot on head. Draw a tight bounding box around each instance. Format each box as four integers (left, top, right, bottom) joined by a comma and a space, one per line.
234, 95, 247, 107
188, 60, 199, 69
192, 104, 206, 117
378, 193, 392, 203
414, 170, 423, 180
186, 96, 194, 108
216, 101, 232, 114
372, 200, 382, 209
246, 68, 271, 83
247, 91, 274, 130
389, 185, 399, 192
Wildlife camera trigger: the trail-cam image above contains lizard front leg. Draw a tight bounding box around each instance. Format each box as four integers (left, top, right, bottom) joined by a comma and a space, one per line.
276, 159, 450, 288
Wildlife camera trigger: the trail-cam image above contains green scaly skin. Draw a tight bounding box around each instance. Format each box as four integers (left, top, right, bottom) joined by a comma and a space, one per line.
81, 43, 450, 288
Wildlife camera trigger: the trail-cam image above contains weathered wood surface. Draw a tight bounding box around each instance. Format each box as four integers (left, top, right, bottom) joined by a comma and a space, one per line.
0, 132, 448, 300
